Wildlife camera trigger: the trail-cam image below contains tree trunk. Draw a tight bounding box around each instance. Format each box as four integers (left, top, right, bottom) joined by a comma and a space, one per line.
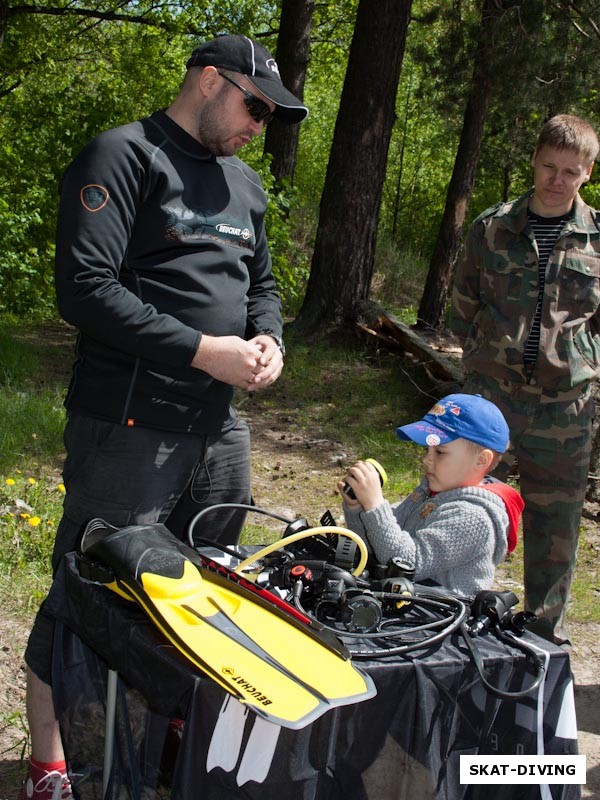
416, 0, 502, 330
0, 0, 7, 48
263, 0, 315, 184
294, 0, 412, 335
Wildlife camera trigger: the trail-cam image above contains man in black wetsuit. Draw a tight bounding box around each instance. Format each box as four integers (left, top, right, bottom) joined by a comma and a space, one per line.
21, 34, 308, 800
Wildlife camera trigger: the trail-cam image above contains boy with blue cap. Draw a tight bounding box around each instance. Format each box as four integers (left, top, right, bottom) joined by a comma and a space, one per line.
339, 394, 524, 597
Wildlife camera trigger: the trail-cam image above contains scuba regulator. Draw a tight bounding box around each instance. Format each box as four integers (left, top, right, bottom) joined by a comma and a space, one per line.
186, 457, 544, 701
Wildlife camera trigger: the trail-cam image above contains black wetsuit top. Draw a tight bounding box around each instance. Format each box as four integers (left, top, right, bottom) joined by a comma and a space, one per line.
54, 111, 282, 433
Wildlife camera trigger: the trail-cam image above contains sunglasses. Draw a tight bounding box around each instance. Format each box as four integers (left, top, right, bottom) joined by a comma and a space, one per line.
217, 71, 274, 125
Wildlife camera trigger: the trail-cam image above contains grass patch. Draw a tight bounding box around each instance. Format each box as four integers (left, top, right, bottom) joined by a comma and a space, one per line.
0, 325, 67, 474
249, 328, 432, 501
0, 471, 66, 609
0, 328, 41, 383
0, 323, 69, 613
372, 240, 429, 324
554, 526, 599, 623
0, 389, 65, 471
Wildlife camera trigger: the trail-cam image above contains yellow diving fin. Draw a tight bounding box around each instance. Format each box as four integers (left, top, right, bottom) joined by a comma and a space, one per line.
78, 519, 376, 730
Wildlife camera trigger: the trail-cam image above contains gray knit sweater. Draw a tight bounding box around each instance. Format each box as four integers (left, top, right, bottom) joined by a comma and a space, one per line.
343, 477, 510, 597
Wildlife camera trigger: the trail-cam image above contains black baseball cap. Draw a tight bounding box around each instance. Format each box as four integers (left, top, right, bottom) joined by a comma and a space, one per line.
186, 34, 309, 124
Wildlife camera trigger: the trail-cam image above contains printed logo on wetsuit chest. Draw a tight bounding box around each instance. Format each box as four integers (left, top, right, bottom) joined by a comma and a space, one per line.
165, 206, 254, 250
216, 223, 252, 241
80, 184, 109, 212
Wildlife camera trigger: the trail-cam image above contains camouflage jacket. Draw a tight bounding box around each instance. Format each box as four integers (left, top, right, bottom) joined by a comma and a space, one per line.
450, 188, 600, 393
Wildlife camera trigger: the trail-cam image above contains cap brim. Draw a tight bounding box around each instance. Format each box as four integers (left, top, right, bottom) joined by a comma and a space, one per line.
247, 77, 309, 124
396, 421, 456, 447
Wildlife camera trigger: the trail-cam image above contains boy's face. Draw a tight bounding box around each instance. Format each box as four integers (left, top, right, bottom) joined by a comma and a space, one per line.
422, 438, 486, 494
530, 144, 594, 217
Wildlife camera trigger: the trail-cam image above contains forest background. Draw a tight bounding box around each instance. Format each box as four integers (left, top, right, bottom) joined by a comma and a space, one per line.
3, 0, 600, 328
1, 0, 600, 793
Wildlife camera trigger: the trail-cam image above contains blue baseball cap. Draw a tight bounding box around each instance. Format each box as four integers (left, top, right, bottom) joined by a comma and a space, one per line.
397, 393, 509, 452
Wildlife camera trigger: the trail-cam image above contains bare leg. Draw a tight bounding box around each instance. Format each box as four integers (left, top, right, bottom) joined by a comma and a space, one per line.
26, 668, 65, 762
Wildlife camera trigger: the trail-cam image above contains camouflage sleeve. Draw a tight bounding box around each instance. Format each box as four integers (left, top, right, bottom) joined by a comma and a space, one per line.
592, 305, 600, 339
449, 219, 484, 344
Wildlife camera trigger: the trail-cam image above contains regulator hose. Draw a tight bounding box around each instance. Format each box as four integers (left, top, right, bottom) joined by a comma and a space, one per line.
187, 503, 369, 575
234, 526, 369, 578
459, 622, 546, 700
298, 591, 470, 658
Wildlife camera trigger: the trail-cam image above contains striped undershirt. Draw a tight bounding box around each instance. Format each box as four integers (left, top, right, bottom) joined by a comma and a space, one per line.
522, 208, 572, 370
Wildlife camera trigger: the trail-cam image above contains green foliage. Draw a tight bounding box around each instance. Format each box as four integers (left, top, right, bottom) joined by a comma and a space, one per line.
0, 204, 56, 319
381, 68, 459, 253
0, 328, 66, 472
0, 16, 186, 318
0, 0, 279, 319
265, 182, 311, 316
581, 181, 600, 212
377, 2, 476, 253
371, 236, 430, 320
245, 155, 311, 314
292, 0, 358, 220
3, 0, 600, 321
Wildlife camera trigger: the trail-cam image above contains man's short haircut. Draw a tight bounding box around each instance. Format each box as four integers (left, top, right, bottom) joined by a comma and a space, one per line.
535, 114, 599, 164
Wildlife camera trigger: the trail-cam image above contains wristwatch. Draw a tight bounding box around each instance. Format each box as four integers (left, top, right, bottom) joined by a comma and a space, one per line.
258, 330, 285, 356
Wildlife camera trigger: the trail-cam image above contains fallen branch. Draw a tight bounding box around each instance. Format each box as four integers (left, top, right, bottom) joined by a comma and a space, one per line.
356, 300, 464, 386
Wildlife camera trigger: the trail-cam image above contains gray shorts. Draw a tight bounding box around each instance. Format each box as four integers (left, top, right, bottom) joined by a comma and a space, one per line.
26, 413, 251, 683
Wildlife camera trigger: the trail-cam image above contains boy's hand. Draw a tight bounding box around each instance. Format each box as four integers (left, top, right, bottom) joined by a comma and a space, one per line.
337, 479, 362, 509
339, 460, 384, 511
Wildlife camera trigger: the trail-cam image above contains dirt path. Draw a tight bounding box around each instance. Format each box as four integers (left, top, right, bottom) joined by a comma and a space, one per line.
569, 624, 600, 796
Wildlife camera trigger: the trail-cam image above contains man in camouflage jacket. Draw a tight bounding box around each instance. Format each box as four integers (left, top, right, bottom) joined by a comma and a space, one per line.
450, 114, 600, 646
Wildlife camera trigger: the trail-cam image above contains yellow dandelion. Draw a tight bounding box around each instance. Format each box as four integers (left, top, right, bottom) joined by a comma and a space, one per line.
28, 516, 41, 527
28, 477, 36, 484
5, 478, 16, 485
57, 483, 66, 494
20, 512, 31, 519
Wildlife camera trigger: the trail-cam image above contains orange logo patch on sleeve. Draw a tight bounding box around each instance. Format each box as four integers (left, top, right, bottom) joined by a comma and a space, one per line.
81, 184, 109, 212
